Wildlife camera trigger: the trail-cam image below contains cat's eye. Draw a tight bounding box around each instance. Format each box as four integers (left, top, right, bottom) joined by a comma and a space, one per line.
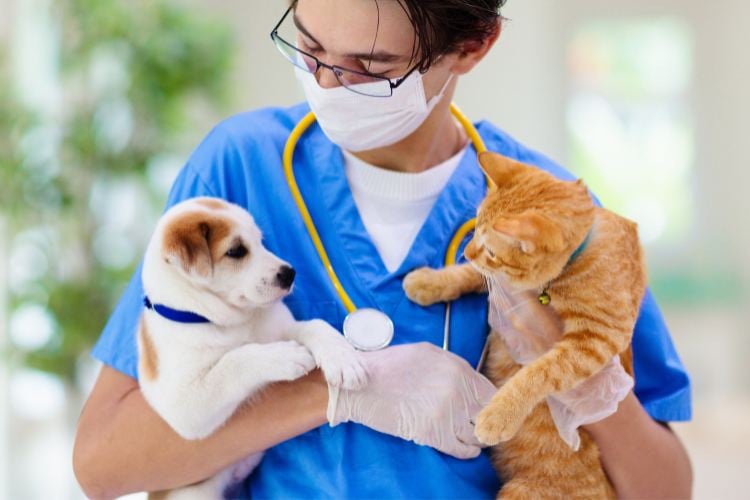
225, 244, 248, 259
484, 245, 497, 259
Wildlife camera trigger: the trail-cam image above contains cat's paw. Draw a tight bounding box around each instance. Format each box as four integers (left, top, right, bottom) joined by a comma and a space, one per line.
474, 393, 528, 445
403, 267, 453, 306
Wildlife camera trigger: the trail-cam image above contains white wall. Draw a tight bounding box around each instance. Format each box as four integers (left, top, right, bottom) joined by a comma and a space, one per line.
0, 0, 12, 46
458, 0, 567, 161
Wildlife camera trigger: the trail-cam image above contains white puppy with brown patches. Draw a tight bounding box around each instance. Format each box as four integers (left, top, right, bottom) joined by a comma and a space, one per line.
137, 197, 367, 499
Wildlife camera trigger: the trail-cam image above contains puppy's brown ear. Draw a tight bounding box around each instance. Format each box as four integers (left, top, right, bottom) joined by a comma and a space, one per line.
162, 213, 228, 278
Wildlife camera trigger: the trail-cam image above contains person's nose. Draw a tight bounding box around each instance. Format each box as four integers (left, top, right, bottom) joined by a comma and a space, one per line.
315, 66, 342, 89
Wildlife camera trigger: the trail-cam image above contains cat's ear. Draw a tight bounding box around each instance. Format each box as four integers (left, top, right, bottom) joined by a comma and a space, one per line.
464, 237, 481, 260
492, 215, 540, 253
573, 178, 593, 198
567, 178, 596, 213
479, 152, 523, 188
492, 213, 565, 254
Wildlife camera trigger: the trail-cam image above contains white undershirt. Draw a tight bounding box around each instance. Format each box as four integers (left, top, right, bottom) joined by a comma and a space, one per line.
343, 145, 469, 272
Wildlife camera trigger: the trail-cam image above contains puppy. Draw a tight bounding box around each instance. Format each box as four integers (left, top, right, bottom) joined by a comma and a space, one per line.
137, 197, 367, 499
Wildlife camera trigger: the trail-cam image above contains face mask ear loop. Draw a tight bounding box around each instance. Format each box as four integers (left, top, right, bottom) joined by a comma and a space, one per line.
427, 73, 455, 106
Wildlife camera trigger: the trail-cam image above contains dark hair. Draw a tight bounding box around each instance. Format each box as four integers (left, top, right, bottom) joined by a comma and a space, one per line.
394, 0, 507, 72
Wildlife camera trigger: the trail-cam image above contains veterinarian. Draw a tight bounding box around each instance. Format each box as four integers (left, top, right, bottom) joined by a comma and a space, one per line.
73, 0, 693, 498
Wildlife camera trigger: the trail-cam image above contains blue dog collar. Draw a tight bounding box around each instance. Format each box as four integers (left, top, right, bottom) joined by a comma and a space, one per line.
143, 296, 211, 324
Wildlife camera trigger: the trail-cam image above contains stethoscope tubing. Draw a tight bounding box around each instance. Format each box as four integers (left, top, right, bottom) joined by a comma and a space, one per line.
284, 103, 493, 368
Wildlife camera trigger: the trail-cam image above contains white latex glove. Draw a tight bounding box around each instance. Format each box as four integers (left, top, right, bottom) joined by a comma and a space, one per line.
545, 355, 633, 449
327, 342, 497, 459
487, 276, 633, 451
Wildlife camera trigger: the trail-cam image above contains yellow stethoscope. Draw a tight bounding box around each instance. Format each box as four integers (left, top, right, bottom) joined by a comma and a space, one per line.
284, 103, 492, 364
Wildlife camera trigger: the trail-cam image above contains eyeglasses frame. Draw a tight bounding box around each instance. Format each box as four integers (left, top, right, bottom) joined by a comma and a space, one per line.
270, 2, 422, 97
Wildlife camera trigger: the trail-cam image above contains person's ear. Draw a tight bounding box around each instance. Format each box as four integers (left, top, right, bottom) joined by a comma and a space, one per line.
448, 19, 502, 75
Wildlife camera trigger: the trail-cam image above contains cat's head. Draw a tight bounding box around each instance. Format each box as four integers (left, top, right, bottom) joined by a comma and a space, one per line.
464, 152, 595, 290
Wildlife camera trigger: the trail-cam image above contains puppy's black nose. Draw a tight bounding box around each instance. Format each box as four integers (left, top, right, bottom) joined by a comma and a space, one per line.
276, 265, 296, 289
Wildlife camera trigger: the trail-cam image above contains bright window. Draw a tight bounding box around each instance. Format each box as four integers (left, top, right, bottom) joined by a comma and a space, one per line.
567, 19, 693, 246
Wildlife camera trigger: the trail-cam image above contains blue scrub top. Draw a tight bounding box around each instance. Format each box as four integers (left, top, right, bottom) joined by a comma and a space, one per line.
92, 103, 692, 499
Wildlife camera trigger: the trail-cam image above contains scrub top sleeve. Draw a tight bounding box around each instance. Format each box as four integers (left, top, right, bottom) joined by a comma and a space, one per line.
91, 126, 236, 379
631, 288, 692, 422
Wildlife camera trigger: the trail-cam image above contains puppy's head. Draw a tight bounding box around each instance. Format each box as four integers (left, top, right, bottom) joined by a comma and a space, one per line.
158, 197, 294, 308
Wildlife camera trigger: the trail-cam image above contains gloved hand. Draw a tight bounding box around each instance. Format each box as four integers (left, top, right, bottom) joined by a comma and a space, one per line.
326, 342, 496, 459
487, 276, 633, 450
545, 355, 633, 449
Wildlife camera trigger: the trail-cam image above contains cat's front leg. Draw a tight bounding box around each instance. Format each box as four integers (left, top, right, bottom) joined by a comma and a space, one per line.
474, 377, 535, 445
403, 264, 487, 306
475, 323, 631, 445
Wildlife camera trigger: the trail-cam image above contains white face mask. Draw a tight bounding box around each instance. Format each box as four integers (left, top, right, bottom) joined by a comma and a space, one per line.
295, 66, 453, 152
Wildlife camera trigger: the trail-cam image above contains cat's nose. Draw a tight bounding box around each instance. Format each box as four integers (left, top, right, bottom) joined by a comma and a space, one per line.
275, 265, 296, 289
464, 240, 480, 260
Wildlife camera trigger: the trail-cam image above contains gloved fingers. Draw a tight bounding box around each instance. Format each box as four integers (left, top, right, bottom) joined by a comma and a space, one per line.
436, 439, 483, 460
456, 415, 485, 449
453, 375, 497, 448
471, 374, 499, 407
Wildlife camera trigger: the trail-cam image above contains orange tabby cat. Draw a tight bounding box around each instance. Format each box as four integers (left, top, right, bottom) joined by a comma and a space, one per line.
403, 151, 647, 499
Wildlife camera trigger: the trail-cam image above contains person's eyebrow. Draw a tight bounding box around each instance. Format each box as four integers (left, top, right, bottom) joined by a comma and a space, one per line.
292, 13, 406, 64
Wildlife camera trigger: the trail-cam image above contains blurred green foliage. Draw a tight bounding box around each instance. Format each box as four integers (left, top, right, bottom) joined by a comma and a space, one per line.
1, 0, 235, 382
0, 56, 37, 219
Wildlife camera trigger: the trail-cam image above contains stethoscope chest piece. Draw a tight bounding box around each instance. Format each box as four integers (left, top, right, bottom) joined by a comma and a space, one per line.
343, 308, 395, 351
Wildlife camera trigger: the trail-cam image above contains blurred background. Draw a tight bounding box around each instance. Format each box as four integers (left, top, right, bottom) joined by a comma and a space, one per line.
0, 0, 747, 498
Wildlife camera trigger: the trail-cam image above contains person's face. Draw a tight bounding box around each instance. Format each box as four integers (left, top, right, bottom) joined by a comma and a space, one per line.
293, 0, 457, 99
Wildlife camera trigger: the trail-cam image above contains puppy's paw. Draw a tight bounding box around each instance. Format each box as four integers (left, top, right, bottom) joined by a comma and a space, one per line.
474, 395, 527, 445
403, 267, 452, 306
317, 340, 367, 390
319, 347, 368, 390
264, 341, 317, 382
301, 320, 369, 390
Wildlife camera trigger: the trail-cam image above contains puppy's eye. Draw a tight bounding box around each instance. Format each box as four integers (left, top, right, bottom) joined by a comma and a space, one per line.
225, 244, 248, 259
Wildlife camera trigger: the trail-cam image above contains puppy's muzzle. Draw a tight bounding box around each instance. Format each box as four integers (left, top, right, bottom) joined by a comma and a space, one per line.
275, 265, 296, 290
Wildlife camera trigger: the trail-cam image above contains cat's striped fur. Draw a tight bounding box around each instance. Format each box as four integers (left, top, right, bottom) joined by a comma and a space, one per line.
403, 152, 646, 498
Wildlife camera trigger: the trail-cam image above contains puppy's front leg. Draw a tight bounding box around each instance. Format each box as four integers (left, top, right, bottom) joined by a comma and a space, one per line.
284, 320, 368, 390
169, 341, 316, 439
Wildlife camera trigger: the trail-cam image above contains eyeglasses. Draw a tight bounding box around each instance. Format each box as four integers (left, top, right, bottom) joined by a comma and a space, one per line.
270, 4, 420, 98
